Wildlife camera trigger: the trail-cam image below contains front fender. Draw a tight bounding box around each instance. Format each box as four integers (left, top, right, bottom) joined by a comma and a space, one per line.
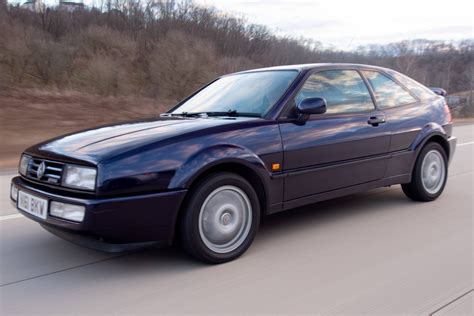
169, 144, 271, 189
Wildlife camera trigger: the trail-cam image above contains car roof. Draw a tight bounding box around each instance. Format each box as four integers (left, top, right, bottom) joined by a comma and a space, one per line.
234, 63, 391, 74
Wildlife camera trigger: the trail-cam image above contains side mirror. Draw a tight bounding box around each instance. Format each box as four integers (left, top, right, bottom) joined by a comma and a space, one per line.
429, 87, 447, 96
296, 97, 327, 121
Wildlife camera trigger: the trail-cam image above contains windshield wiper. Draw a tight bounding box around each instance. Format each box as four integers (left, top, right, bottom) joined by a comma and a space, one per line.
167, 110, 261, 118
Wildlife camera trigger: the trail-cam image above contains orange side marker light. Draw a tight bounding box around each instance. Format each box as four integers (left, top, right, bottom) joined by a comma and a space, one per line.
272, 163, 281, 171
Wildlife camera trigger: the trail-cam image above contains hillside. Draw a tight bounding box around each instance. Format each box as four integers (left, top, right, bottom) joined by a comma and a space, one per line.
1, 1, 473, 99
0, 1, 473, 168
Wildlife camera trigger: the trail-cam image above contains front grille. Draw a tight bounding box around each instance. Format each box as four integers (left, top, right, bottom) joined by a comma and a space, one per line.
27, 158, 65, 185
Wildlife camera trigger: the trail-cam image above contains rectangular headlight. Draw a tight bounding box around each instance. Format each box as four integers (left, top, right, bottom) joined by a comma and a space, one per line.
50, 201, 85, 222
62, 165, 97, 191
19, 155, 31, 176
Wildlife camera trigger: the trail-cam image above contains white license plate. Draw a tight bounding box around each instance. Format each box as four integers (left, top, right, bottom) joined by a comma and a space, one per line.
18, 191, 48, 220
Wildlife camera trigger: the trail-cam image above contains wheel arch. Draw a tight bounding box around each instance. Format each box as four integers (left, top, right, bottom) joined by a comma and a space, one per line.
169, 148, 271, 242
408, 125, 450, 176
413, 131, 450, 160
422, 134, 450, 159
185, 161, 268, 213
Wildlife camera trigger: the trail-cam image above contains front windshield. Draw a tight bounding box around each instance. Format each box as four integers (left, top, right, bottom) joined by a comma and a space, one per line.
170, 70, 298, 116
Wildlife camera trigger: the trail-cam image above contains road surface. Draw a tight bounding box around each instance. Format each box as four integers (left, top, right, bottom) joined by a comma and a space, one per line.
1, 124, 473, 315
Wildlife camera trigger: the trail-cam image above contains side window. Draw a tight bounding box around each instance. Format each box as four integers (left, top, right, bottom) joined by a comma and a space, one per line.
294, 70, 375, 115
388, 71, 436, 101
362, 70, 417, 108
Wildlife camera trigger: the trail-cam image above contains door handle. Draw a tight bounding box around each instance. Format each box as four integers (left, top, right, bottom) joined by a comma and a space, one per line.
368, 117, 386, 126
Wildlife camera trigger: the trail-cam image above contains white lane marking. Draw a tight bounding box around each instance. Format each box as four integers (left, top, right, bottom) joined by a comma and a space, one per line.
0, 213, 24, 221
458, 141, 474, 147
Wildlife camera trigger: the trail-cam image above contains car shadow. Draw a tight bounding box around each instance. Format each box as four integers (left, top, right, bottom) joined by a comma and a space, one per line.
2, 186, 422, 296
90, 185, 412, 269
259, 186, 410, 235
2, 185, 415, 288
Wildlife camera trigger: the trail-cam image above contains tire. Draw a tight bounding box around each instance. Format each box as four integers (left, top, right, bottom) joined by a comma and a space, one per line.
179, 172, 260, 263
402, 142, 448, 201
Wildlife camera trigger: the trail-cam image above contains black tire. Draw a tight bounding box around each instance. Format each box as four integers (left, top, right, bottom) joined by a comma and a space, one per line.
179, 172, 260, 264
402, 142, 448, 201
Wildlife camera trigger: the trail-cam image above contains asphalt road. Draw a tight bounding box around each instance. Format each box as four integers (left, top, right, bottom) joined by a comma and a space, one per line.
1, 124, 473, 315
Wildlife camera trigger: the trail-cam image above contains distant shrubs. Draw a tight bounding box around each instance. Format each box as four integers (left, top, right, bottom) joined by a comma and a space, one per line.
0, 1, 472, 102
148, 31, 218, 98
68, 26, 136, 95
78, 25, 136, 59
72, 55, 129, 95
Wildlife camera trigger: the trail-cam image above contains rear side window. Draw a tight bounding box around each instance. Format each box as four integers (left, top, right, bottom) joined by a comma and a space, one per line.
362, 70, 417, 109
388, 71, 436, 101
295, 70, 375, 114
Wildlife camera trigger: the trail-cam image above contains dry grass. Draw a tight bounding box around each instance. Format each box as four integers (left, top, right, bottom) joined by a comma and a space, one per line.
0, 89, 170, 168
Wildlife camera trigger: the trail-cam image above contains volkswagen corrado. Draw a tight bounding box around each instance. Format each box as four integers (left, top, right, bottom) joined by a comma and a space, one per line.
11, 63, 457, 263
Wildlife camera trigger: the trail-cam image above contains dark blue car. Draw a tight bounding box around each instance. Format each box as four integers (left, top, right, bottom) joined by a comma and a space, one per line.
11, 63, 457, 263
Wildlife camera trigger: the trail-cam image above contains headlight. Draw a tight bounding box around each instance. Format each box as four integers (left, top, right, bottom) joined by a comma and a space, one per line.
50, 201, 85, 222
19, 155, 31, 176
62, 165, 97, 191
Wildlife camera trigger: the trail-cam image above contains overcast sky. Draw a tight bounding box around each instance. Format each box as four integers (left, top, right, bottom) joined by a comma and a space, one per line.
10, 0, 474, 50
198, 0, 473, 49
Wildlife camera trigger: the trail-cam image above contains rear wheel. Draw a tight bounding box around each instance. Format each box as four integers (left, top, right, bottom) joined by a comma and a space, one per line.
180, 172, 260, 263
402, 142, 448, 201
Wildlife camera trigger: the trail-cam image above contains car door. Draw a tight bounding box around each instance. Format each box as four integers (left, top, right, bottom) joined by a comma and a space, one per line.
278, 68, 391, 201
360, 69, 422, 153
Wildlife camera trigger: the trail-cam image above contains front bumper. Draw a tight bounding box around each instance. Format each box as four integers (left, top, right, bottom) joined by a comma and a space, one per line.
448, 136, 457, 164
11, 177, 187, 251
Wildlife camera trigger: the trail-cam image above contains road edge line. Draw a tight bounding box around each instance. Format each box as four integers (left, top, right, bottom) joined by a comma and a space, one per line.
0, 214, 24, 221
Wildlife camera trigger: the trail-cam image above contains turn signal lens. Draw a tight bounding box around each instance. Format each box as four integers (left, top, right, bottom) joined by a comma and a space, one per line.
10, 184, 18, 202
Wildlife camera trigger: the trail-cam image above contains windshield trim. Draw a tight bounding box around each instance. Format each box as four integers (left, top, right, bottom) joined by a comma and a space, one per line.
167, 70, 300, 118
163, 111, 262, 118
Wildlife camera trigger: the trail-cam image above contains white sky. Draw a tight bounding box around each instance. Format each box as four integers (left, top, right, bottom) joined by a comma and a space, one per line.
10, 0, 474, 50
199, 0, 473, 50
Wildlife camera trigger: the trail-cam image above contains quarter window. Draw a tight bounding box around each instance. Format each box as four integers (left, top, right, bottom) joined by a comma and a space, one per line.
362, 70, 417, 108
388, 71, 436, 101
295, 70, 375, 114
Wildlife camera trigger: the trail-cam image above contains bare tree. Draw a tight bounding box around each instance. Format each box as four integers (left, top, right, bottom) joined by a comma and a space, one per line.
0, 0, 472, 103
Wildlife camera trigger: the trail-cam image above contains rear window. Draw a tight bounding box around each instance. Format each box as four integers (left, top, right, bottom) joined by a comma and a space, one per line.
389, 71, 436, 101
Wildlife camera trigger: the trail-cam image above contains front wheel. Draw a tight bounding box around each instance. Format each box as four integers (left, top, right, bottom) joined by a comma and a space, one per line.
402, 142, 448, 201
179, 172, 260, 263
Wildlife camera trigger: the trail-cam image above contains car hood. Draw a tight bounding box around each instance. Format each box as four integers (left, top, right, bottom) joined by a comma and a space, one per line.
27, 117, 257, 164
